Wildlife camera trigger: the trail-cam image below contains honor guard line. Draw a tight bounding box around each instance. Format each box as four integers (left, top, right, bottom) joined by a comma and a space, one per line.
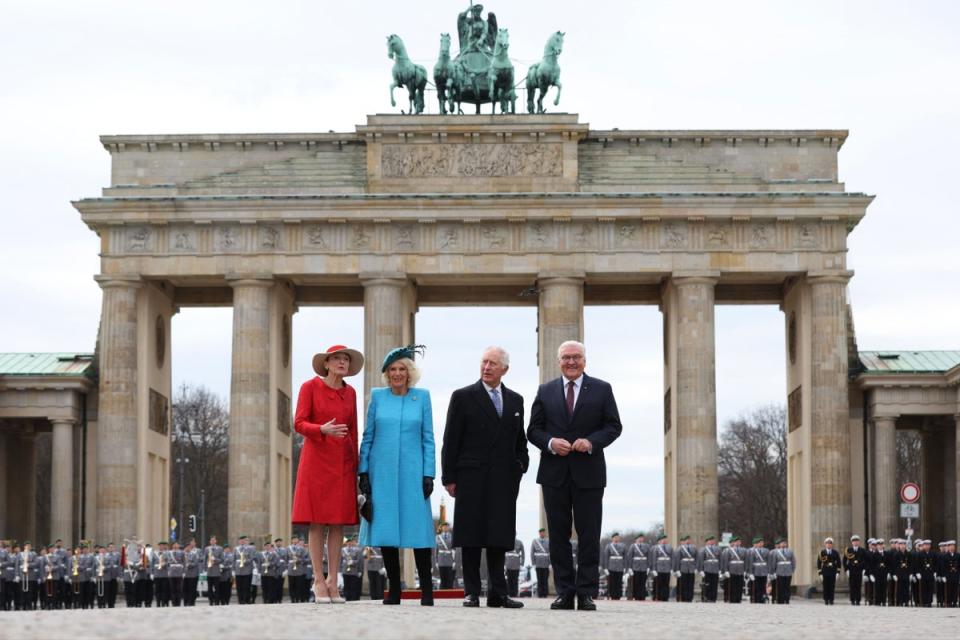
3, 111, 960, 596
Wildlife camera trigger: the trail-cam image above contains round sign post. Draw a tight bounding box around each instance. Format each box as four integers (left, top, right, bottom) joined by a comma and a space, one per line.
900, 483, 920, 504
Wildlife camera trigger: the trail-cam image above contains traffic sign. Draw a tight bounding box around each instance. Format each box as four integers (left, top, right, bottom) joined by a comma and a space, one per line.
900, 482, 920, 504
900, 503, 919, 518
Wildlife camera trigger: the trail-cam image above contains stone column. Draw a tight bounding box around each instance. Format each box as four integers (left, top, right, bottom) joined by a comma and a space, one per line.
228, 277, 273, 542
362, 276, 414, 404
8, 432, 38, 542
50, 418, 76, 545
873, 416, 898, 539
95, 277, 141, 543
536, 274, 584, 384
955, 414, 960, 540
673, 276, 718, 544
808, 275, 852, 553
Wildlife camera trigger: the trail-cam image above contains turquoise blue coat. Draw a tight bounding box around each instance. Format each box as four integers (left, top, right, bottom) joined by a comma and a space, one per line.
359, 387, 436, 549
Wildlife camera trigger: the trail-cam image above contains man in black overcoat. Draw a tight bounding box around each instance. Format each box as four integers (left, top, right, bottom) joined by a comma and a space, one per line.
442, 346, 529, 608
527, 340, 622, 611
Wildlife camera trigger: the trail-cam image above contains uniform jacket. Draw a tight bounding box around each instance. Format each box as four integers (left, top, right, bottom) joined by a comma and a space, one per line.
442, 381, 527, 549
745, 546, 770, 577
844, 546, 868, 573
204, 545, 223, 578
673, 544, 698, 574
365, 547, 384, 572
184, 548, 201, 578
219, 551, 234, 581
168, 550, 185, 579
434, 532, 455, 568
651, 543, 673, 574
938, 552, 959, 584
341, 546, 364, 577
531, 537, 551, 569
286, 545, 308, 577
697, 544, 721, 575
721, 546, 746, 576
526, 374, 622, 489
505, 539, 525, 571
601, 542, 626, 573
626, 542, 650, 572
817, 548, 841, 576
771, 548, 796, 576
359, 387, 436, 549
153, 550, 169, 579
233, 545, 256, 576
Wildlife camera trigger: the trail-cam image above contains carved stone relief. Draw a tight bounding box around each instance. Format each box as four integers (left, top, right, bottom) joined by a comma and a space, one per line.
796, 222, 818, 248
277, 389, 291, 436
216, 226, 239, 252
260, 225, 281, 250
750, 223, 771, 249
438, 226, 459, 250
171, 227, 195, 252
381, 143, 562, 178
788, 385, 802, 432
394, 225, 416, 250
527, 222, 553, 249
615, 223, 639, 248
126, 227, 151, 252
350, 226, 372, 250
706, 224, 731, 248
481, 225, 507, 250
571, 223, 596, 249
661, 222, 686, 249
305, 225, 328, 248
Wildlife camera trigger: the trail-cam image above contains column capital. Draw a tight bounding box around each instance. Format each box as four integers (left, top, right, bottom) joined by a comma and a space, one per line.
536, 271, 585, 286
225, 274, 274, 288
94, 275, 142, 290
872, 415, 899, 426
360, 273, 409, 288
49, 418, 77, 427
807, 270, 854, 285
671, 271, 720, 286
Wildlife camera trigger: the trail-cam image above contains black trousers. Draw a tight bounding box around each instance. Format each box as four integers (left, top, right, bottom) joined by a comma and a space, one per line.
95, 579, 107, 608
873, 574, 887, 606
606, 571, 622, 599
169, 577, 183, 606
535, 568, 550, 597
183, 577, 199, 605
849, 570, 863, 604
822, 573, 836, 604
653, 571, 670, 601
462, 547, 507, 598
542, 481, 603, 598
438, 566, 456, 589
154, 577, 169, 606
775, 576, 791, 603
81, 582, 95, 609
729, 574, 744, 603
751, 576, 767, 603
236, 574, 252, 604
703, 572, 719, 602
136, 579, 152, 607
43, 580, 58, 609
106, 578, 118, 608
678, 573, 694, 602
367, 570, 385, 600
261, 576, 275, 603
21, 582, 38, 610
920, 577, 934, 607
895, 575, 911, 605
286, 575, 303, 603
631, 571, 647, 600
506, 569, 520, 597
218, 578, 232, 605
947, 581, 959, 607
343, 575, 362, 601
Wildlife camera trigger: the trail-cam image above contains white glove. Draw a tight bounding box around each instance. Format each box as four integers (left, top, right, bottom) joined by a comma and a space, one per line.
915, 573, 921, 581
869, 575, 875, 583
747, 574, 755, 582
699, 571, 705, 578
673, 571, 681, 578
602, 569, 609, 577
379, 568, 386, 576
893, 575, 897, 582
910, 575, 916, 583
845, 570, 850, 577
651, 570, 658, 577
626, 569, 634, 577
723, 572, 730, 579
818, 575, 823, 583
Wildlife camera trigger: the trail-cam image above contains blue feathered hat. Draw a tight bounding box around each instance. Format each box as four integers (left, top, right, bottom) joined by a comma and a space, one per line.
381, 344, 426, 372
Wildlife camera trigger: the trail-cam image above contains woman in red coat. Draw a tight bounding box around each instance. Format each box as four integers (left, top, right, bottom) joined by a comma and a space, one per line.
292, 344, 363, 604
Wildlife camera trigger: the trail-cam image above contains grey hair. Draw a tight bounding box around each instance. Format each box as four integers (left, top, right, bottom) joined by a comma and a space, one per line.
482, 346, 510, 367
381, 357, 422, 388
556, 340, 586, 359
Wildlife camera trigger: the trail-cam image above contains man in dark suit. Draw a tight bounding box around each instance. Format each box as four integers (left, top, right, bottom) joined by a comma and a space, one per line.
442, 346, 528, 608
527, 340, 622, 611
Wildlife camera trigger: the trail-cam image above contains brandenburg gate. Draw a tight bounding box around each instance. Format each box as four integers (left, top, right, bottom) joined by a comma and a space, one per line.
74, 113, 872, 588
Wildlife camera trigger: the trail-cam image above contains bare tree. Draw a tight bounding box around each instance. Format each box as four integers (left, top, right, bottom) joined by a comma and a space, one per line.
717, 404, 787, 544
896, 429, 921, 489
171, 384, 229, 543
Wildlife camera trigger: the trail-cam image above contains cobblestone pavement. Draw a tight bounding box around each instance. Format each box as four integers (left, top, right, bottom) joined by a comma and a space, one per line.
3, 598, 960, 640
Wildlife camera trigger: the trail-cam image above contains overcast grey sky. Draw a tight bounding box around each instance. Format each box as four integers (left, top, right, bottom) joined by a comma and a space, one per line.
2, 0, 958, 545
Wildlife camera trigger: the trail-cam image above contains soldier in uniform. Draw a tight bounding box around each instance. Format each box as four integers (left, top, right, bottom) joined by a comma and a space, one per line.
366, 546, 386, 600
19, 542, 40, 610
64, 546, 81, 609
915, 538, 936, 607
870, 538, 890, 606
696, 535, 721, 603
600, 532, 625, 600
219, 544, 234, 605
671, 535, 697, 602
80, 543, 96, 610
93, 545, 110, 609
650, 534, 673, 602
203, 536, 223, 605
53, 540, 70, 610
843, 534, 867, 605
863, 538, 877, 605
0, 540, 9, 611
233, 535, 255, 604
935, 541, 947, 607
941, 540, 959, 607
531, 529, 550, 598
771, 537, 795, 604
341, 536, 364, 601
434, 522, 456, 589
286, 536, 307, 603
505, 535, 525, 598
133, 542, 152, 607
272, 538, 288, 603
153, 541, 171, 607
624, 534, 649, 601
745, 536, 769, 604
121, 542, 137, 608
183, 538, 201, 606
721, 536, 746, 603
265, 541, 287, 604
301, 547, 312, 603
168, 541, 185, 606
893, 538, 912, 606
39, 546, 59, 610
817, 537, 841, 605
105, 542, 120, 608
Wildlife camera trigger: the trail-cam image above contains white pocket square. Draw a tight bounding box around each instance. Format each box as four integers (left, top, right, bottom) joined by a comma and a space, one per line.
514, 412, 520, 416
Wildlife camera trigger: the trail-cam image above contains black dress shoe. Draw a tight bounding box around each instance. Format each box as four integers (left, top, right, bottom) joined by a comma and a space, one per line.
550, 595, 575, 610
463, 594, 480, 607
577, 595, 597, 611
487, 595, 524, 608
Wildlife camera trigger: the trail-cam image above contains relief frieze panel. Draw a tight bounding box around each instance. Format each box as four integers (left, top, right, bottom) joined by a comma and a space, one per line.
381, 143, 562, 178
170, 226, 196, 252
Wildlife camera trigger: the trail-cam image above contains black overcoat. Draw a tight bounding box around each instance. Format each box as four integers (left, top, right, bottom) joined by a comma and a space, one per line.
441, 380, 528, 549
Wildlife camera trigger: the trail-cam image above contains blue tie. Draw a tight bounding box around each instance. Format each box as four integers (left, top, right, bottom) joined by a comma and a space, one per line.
490, 388, 502, 417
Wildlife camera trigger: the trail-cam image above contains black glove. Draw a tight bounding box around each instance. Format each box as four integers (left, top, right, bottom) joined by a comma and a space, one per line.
358, 473, 371, 497
359, 494, 373, 523
423, 477, 434, 499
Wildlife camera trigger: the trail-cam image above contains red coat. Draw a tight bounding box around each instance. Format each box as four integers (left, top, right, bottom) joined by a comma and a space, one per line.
291, 377, 359, 526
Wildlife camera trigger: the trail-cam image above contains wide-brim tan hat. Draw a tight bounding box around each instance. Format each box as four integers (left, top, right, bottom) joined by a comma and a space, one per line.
312, 345, 364, 377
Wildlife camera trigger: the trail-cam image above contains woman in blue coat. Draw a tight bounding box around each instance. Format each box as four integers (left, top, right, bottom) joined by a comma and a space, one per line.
358, 345, 436, 605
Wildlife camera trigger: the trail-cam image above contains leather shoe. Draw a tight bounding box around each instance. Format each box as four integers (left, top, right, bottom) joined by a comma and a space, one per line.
550, 595, 574, 610
487, 595, 524, 608
463, 595, 480, 608
577, 595, 597, 611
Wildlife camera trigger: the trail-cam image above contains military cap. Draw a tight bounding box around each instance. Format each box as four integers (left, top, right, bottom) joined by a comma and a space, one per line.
680, 534, 691, 542
850, 535, 861, 541
824, 537, 834, 544
867, 538, 876, 544
773, 537, 783, 544
657, 534, 668, 541
611, 532, 620, 537
875, 538, 885, 543
704, 535, 716, 542
730, 535, 740, 542
538, 528, 546, 533
381, 344, 426, 372
939, 541, 946, 547
946, 540, 956, 546
752, 536, 764, 544
158, 540, 168, 545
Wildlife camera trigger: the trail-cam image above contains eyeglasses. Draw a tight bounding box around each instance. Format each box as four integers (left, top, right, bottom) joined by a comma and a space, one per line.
559, 354, 583, 362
